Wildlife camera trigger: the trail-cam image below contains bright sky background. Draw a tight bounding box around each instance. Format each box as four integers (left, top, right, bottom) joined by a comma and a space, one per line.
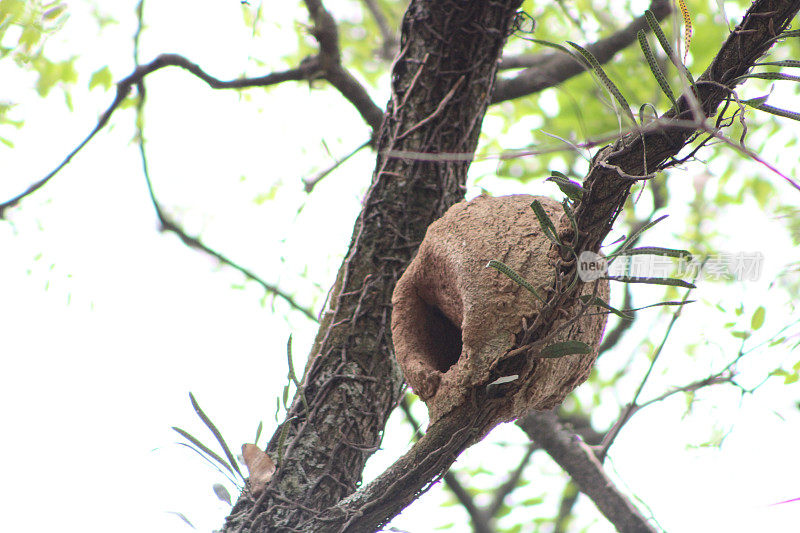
1, 1, 799, 532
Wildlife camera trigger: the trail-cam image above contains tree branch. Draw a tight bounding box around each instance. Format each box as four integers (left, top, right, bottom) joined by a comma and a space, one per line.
492, 0, 671, 103
303, 0, 385, 132
516, 411, 657, 533
400, 397, 493, 533
0, 54, 316, 217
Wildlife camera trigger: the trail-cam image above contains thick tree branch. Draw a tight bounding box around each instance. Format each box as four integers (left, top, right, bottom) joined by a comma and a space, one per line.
492, 0, 671, 103
400, 397, 493, 533
517, 411, 657, 533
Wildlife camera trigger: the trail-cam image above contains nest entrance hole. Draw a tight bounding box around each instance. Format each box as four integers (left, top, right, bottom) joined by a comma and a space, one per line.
422, 304, 462, 373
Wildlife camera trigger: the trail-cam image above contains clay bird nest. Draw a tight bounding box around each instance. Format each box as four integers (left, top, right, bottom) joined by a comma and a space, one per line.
392, 194, 609, 425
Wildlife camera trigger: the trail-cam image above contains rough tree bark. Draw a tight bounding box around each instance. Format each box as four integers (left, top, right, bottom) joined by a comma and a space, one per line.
223, 0, 524, 531
223, 1, 800, 532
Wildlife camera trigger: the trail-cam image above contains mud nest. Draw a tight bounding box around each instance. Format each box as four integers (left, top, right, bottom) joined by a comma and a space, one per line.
392, 194, 609, 425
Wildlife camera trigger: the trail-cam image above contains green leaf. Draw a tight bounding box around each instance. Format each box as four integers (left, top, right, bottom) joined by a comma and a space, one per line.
189, 392, 244, 481
530, 199, 561, 245
611, 246, 692, 260
750, 306, 765, 331
754, 60, 800, 68
731, 330, 750, 339
605, 275, 696, 289
172, 426, 236, 478
89, 66, 113, 91
743, 99, 800, 121
644, 10, 695, 85
538, 340, 592, 358
611, 214, 669, 256
637, 30, 677, 108
733, 72, 800, 84
487, 259, 545, 303
579, 294, 633, 320
254, 421, 263, 445
566, 41, 636, 126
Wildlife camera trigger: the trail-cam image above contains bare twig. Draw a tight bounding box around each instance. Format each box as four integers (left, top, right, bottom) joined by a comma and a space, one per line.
485, 442, 536, 519
132, 9, 317, 321
303, 138, 372, 193
0, 54, 316, 216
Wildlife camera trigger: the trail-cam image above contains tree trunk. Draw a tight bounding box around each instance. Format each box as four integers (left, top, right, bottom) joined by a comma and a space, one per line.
223, 1, 523, 531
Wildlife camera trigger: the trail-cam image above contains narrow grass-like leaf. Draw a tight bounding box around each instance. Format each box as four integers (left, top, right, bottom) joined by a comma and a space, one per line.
611, 246, 692, 260
566, 41, 636, 126
605, 275, 696, 289
622, 300, 696, 312
611, 214, 669, 256
645, 10, 695, 85
561, 198, 578, 236
755, 60, 800, 68
189, 392, 244, 480
580, 294, 633, 320
638, 30, 677, 107
529, 38, 592, 69
487, 259, 545, 303
538, 340, 592, 358
744, 99, 800, 121
172, 427, 238, 479
546, 172, 584, 201
677, 0, 692, 63
276, 415, 297, 467
540, 131, 592, 162
530, 199, 561, 245
733, 72, 800, 84
287, 335, 310, 415
166, 511, 196, 529
767, 29, 800, 44
254, 421, 263, 446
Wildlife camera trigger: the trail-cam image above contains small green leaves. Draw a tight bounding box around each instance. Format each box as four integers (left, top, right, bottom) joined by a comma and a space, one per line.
638, 30, 677, 108
605, 275, 697, 289
546, 171, 584, 201
751, 306, 766, 331
89, 66, 113, 91
487, 260, 545, 303
566, 41, 636, 126
538, 340, 592, 358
